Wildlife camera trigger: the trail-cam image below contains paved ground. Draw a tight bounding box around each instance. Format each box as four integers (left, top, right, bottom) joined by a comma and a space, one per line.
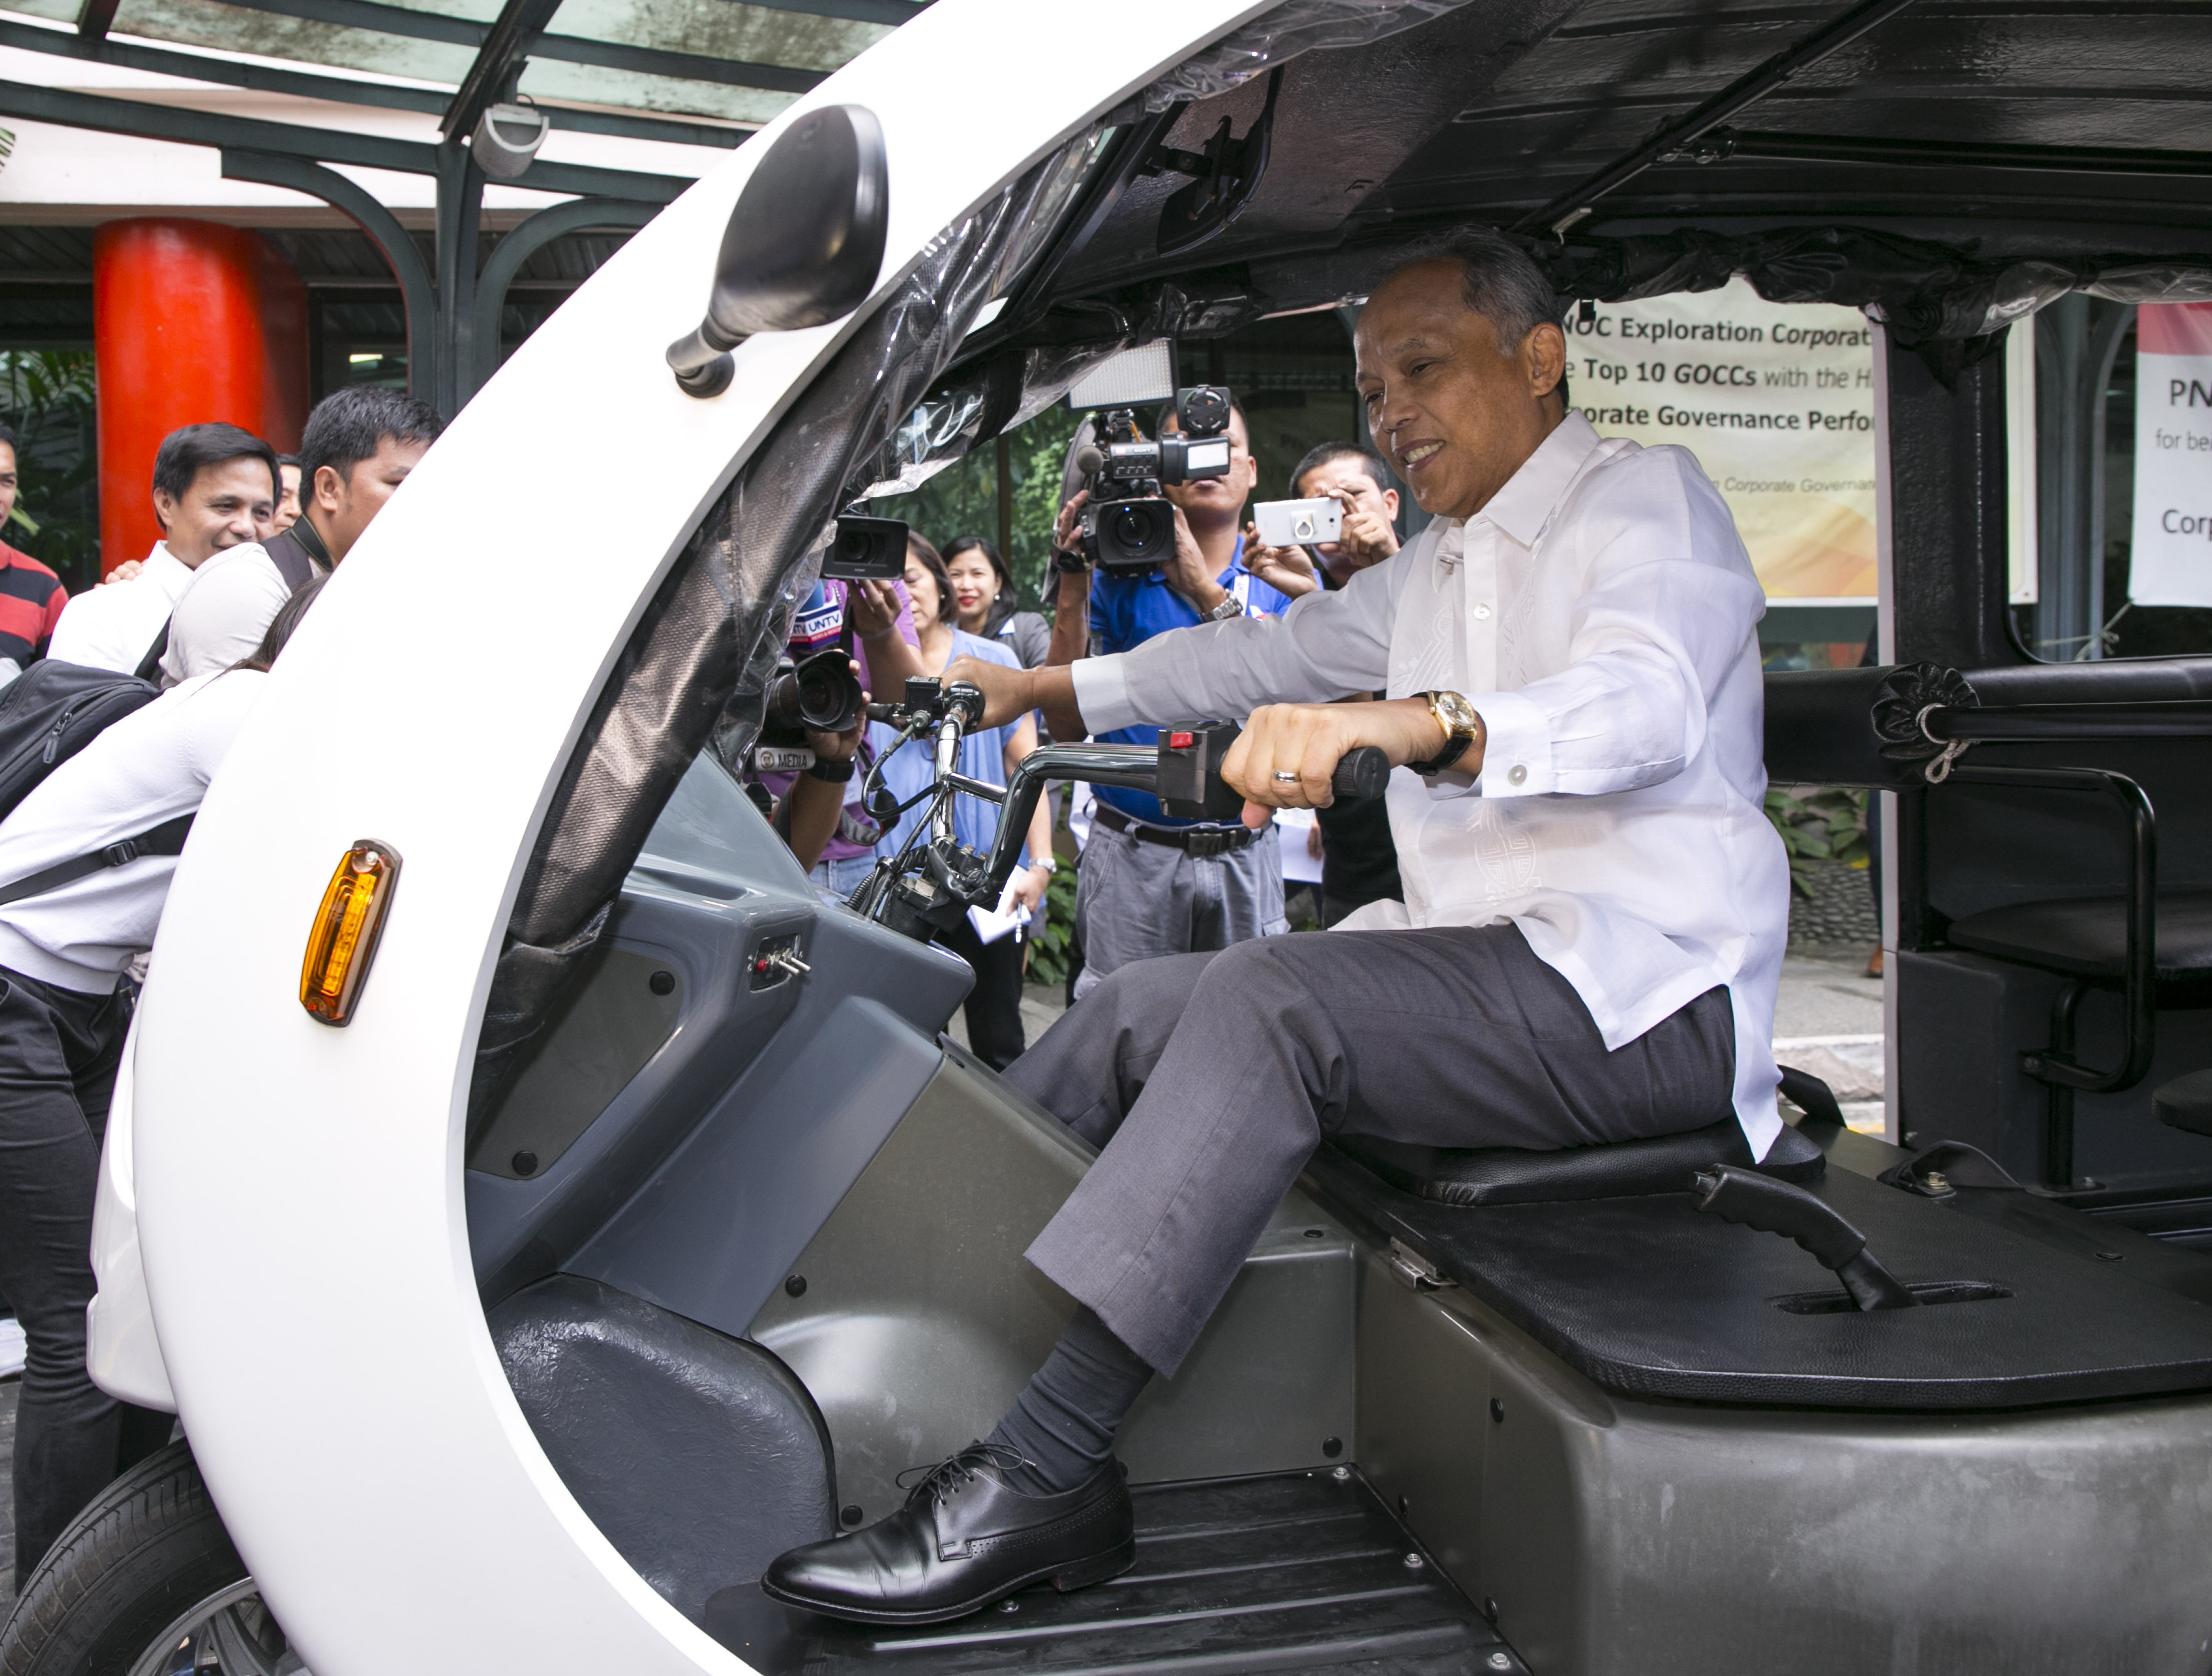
1773, 943, 1887, 1134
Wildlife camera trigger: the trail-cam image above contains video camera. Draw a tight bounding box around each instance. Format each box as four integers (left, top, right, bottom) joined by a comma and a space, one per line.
1073, 384, 1235, 572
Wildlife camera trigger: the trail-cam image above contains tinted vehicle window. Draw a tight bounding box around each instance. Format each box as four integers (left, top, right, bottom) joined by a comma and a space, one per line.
2010, 296, 2212, 662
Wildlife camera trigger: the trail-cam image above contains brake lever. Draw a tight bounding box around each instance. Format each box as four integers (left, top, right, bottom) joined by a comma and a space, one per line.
1691, 1165, 1918, 1311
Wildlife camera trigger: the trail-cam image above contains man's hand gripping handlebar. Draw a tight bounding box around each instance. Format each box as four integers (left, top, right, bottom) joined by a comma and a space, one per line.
943, 653, 1458, 814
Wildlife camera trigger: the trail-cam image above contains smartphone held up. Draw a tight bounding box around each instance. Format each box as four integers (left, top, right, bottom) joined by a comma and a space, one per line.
1252, 496, 1343, 549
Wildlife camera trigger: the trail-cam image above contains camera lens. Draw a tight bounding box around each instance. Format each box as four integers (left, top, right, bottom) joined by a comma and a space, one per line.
1111, 505, 1169, 564
797, 672, 835, 724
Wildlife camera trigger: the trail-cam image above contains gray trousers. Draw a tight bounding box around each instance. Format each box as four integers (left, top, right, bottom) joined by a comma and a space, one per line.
1005, 923, 1734, 1376
1071, 820, 1285, 1001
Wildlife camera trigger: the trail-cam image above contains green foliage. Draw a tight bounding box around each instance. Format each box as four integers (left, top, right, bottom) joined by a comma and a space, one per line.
900, 406, 1085, 614
1, 351, 100, 589
1766, 786, 1870, 896
1024, 857, 1081, 987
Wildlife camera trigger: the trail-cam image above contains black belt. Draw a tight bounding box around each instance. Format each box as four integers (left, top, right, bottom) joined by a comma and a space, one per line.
1094, 803, 1259, 859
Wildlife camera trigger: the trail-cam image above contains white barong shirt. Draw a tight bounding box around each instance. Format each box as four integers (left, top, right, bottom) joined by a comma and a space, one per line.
1071, 413, 1790, 1154
46, 541, 194, 674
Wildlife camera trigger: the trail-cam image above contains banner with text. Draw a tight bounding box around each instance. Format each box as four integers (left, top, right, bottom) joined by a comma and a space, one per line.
2129, 301, 2212, 609
1568, 277, 1878, 601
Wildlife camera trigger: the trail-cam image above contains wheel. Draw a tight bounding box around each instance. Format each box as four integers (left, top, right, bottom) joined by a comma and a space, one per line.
0, 1441, 306, 1675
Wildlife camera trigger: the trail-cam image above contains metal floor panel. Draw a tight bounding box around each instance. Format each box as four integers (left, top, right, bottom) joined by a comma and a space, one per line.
703, 1470, 1517, 1676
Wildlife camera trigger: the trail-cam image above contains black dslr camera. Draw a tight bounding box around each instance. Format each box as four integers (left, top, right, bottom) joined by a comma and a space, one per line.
1075, 385, 1234, 573
759, 649, 864, 749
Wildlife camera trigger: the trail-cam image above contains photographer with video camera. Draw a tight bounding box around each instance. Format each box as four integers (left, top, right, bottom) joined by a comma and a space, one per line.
1040, 389, 1294, 1000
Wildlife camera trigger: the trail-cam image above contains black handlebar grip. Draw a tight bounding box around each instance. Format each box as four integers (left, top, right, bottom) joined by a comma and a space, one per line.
943, 681, 985, 727
1331, 747, 1391, 801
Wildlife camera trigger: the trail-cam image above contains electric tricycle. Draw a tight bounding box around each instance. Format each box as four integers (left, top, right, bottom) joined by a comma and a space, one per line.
6, 0, 2212, 1671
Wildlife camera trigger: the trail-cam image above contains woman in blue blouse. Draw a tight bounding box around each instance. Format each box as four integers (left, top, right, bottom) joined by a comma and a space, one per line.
870, 534, 1055, 1067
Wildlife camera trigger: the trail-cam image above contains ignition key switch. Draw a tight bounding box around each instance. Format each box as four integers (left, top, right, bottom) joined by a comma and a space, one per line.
750, 933, 810, 989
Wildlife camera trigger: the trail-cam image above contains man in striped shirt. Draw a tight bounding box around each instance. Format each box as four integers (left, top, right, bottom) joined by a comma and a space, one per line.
0, 423, 69, 684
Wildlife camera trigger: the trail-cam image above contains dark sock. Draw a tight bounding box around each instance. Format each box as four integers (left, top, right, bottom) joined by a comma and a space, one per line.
983, 1307, 1154, 1497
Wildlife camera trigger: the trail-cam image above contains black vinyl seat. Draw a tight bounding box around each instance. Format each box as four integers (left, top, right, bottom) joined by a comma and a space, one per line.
2153, 1069, 2212, 1138
1948, 889, 2212, 982
1328, 1112, 1826, 1209
1302, 1135, 2212, 1410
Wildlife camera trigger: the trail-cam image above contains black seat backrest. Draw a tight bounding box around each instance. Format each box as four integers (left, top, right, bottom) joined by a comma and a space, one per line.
1330, 1117, 1825, 1209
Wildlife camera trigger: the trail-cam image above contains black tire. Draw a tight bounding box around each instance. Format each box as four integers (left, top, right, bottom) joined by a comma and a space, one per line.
0, 1440, 281, 1676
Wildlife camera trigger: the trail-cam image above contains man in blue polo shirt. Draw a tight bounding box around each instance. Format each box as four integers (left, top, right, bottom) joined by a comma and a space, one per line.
1040, 397, 1292, 1000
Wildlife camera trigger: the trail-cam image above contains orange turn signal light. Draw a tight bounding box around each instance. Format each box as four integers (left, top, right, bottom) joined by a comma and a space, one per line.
299, 840, 401, 1026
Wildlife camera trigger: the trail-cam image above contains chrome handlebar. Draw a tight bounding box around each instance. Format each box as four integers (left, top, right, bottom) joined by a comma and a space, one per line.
847, 679, 1390, 942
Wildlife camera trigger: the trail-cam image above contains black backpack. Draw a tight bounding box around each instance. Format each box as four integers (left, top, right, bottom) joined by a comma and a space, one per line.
0, 537, 319, 907
0, 659, 187, 907
0, 535, 323, 907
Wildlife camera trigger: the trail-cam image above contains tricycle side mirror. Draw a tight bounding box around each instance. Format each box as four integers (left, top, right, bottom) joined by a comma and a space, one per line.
666, 103, 890, 398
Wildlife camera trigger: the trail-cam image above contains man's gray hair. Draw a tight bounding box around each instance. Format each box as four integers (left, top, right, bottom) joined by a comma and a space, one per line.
1390, 226, 1563, 353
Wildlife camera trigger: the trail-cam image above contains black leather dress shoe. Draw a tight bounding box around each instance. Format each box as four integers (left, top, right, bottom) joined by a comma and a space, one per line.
762, 1445, 1135, 1625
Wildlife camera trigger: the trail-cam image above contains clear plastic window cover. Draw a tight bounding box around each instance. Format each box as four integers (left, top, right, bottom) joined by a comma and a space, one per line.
859, 339, 1138, 499
857, 131, 1125, 499
1961, 262, 2212, 336
1140, 0, 1473, 113
1535, 229, 2212, 346
702, 147, 1107, 777
493, 142, 1095, 963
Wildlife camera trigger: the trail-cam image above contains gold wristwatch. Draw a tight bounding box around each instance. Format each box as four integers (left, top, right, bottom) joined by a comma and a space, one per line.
1407, 689, 1482, 776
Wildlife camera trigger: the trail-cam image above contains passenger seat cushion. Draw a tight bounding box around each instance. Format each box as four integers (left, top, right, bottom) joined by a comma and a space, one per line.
1332, 1115, 1822, 1208
1947, 888, 2212, 981
2153, 1068, 2212, 1137
489, 1273, 835, 1621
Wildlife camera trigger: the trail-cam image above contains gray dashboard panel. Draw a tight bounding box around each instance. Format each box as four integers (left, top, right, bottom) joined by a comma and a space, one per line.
466, 754, 972, 1306
472, 946, 688, 1182
568, 983, 952, 1337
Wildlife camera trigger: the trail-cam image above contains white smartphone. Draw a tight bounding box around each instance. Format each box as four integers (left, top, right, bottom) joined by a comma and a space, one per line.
1253, 497, 1343, 548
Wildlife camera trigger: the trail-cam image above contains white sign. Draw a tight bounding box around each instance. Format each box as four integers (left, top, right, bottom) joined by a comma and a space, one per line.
2129, 302, 2212, 608
1566, 278, 1878, 601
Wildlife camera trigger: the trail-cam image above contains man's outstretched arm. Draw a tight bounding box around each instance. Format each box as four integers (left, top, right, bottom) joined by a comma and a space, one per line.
952, 556, 1397, 734
946, 657, 1080, 733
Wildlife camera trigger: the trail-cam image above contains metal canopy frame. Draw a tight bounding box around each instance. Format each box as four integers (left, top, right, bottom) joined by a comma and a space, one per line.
0, 76, 691, 415
0, 77, 688, 197
0, 18, 747, 147
442, 0, 565, 144
4, 0, 926, 411
1516, 0, 1925, 237
207, 0, 882, 87
231, 0, 920, 36
1685, 129, 2212, 181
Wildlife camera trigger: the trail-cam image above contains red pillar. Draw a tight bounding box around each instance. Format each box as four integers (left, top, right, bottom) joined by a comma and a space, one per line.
92, 219, 310, 575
